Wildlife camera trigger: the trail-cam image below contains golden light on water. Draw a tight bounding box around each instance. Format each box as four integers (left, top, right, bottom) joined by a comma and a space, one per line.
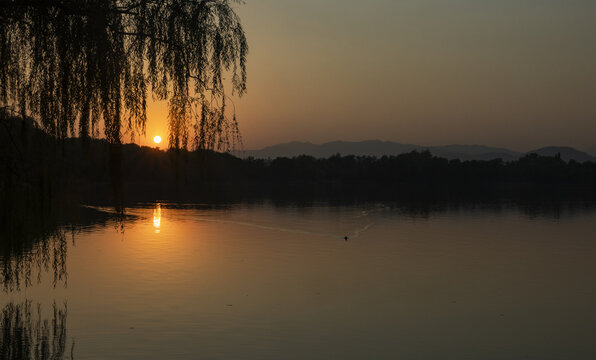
153, 135, 162, 144
153, 204, 161, 233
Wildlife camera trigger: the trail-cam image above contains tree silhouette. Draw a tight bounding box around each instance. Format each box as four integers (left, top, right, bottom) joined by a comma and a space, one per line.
0, 0, 247, 150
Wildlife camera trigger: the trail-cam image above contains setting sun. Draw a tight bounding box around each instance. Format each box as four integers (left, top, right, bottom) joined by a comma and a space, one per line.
153, 135, 162, 144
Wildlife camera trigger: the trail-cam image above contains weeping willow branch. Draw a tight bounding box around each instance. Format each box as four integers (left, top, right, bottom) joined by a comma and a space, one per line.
0, 0, 248, 150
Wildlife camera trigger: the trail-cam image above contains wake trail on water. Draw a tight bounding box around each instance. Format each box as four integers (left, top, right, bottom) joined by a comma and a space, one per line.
105, 204, 386, 240
348, 222, 375, 239
194, 213, 377, 240
193, 217, 342, 239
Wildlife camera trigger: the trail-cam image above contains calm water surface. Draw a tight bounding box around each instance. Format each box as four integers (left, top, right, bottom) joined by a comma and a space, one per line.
2, 202, 596, 359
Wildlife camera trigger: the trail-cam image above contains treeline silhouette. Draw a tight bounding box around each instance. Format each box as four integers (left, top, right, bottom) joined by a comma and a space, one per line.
2, 113, 596, 207
241, 152, 596, 186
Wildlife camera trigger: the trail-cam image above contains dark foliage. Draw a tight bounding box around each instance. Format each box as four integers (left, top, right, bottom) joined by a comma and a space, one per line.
3, 114, 596, 206
236, 151, 596, 187
0, 0, 247, 150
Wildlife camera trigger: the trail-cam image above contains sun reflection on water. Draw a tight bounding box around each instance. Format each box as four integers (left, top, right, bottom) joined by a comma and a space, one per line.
153, 204, 161, 233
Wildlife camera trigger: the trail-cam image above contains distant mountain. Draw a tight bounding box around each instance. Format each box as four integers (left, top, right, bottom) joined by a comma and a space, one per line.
527, 147, 596, 163
235, 140, 522, 161
236, 140, 596, 163
236, 140, 416, 159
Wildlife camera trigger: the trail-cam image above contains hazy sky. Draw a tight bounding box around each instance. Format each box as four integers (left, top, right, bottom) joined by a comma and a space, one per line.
143, 0, 596, 152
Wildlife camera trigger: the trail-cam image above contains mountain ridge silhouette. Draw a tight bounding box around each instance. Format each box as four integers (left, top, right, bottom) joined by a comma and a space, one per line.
235, 140, 596, 162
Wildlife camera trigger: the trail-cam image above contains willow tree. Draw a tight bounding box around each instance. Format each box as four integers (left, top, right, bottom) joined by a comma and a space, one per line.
0, 0, 247, 150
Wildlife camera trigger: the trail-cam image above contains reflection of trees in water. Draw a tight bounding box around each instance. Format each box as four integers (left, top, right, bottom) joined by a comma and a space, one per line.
1, 203, 124, 293
1, 230, 70, 293
0, 301, 74, 360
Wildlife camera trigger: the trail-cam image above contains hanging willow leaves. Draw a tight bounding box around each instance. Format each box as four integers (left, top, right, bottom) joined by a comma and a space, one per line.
0, 0, 247, 150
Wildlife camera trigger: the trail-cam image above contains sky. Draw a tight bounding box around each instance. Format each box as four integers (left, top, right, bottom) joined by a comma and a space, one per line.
141, 0, 596, 153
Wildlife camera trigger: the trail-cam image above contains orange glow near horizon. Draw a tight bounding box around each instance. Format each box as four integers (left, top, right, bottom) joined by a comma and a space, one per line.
124, 1, 596, 153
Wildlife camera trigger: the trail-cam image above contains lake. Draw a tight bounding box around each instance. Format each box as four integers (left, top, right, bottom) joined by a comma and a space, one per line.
2, 201, 596, 359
